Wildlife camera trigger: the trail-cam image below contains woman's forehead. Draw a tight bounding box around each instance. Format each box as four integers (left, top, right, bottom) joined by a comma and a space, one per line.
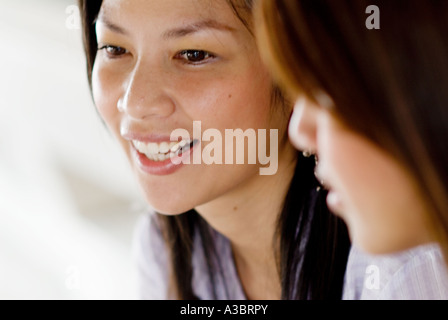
96, 0, 253, 42
97, 0, 243, 21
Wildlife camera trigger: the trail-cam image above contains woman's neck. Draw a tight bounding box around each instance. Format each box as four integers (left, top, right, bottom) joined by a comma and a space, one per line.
195, 143, 297, 299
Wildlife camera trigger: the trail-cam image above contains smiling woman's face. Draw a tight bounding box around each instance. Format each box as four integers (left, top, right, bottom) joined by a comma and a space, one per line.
92, 0, 291, 214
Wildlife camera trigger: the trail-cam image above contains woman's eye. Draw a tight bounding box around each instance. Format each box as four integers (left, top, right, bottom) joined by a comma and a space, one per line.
175, 50, 215, 64
98, 45, 128, 58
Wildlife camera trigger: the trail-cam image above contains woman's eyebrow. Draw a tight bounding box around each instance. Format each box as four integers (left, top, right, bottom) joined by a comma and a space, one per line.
96, 14, 235, 39
96, 15, 129, 36
162, 20, 236, 39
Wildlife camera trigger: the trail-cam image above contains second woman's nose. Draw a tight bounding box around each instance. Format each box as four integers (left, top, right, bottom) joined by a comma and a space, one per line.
118, 61, 175, 120
288, 98, 319, 154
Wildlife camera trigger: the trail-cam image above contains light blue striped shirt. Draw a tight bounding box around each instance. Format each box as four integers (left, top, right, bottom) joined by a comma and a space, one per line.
343, 244, 448, 299
134, 212, 448, 300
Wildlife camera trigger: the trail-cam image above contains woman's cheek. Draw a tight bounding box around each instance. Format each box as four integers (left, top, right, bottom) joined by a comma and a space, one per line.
92, 66, 121, 129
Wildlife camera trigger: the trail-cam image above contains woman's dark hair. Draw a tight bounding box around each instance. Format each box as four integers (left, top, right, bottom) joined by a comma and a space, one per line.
78, 0, 351, 299
257, 0, 448, 259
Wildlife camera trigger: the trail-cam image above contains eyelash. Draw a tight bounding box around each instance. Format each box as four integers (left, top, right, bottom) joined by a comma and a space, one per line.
98, 45, 216, 66
97, 45, 129, 58
174, 50, 216, 65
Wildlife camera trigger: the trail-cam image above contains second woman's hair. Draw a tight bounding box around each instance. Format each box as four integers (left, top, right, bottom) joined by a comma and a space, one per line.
257, 0, 448, 258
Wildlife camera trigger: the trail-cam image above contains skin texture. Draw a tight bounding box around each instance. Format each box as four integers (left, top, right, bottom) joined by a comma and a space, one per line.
92, 0, 297, 299
289, 98, 434, 254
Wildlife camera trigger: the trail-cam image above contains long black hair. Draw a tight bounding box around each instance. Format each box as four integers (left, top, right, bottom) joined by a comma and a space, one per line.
78, 0, 351, 299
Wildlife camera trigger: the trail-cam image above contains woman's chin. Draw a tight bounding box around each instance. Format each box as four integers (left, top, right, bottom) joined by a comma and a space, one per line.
153, 208, 190, 216
144, 196, 196, 216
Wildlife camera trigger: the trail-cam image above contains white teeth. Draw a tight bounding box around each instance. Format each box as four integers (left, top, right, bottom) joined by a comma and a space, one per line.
132, 139, 192, 162
133, 140, 147, 153
159, 142, 170, 154
147, 143, 159, 154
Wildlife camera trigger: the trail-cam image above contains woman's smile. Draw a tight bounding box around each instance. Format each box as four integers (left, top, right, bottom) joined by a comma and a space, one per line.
130, 137, 198, 176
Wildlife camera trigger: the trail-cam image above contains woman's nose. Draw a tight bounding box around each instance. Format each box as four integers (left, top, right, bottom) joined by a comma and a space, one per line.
118, 61, 175, 120
288, 98, 319, 154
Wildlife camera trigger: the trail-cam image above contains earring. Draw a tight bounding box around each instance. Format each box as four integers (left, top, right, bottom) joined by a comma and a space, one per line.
302, 150, 312, 158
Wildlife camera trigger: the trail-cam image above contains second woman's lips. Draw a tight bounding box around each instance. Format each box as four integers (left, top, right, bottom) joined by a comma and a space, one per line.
314, 163, 328, 189
314, 164, 344, 213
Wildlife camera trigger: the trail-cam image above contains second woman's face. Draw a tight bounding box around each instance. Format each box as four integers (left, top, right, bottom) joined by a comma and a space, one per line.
92, 0, 289, 214
289, 98, 433, 254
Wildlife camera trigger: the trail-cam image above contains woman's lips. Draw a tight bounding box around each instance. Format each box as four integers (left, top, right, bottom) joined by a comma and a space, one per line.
319, 181, 345, 214
131, 139, 193, 161
131, 139, 198, 176
314, 163, 344, 213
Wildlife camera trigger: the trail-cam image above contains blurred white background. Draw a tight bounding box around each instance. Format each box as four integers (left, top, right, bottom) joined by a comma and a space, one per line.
0, 0, 147, 299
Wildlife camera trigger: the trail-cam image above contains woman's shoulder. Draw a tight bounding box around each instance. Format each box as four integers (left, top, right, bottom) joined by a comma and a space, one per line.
133, 211, 166, 264
132, 211, 245, 299
135, 210, 164, 242
343, 243, 448, 300
132, 211, 171, 299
